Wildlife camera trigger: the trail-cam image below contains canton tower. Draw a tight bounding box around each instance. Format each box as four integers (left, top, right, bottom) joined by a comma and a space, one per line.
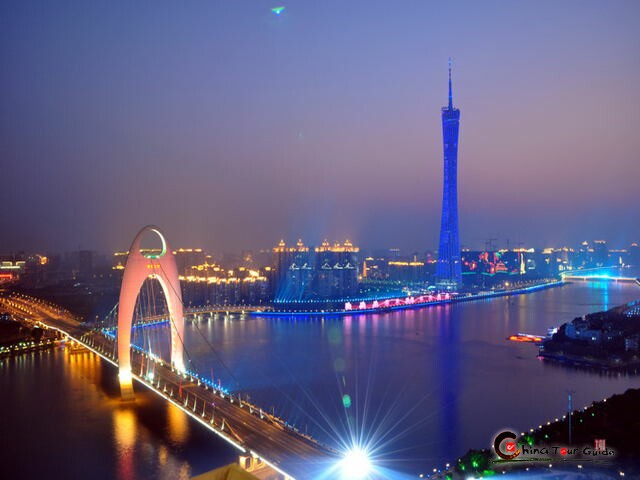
436, 59, 462, 290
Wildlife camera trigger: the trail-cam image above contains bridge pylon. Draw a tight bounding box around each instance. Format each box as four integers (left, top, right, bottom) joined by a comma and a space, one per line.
116, 225, 185, 401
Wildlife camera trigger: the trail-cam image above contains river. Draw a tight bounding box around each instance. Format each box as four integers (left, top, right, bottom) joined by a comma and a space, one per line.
1, 280, 638, 479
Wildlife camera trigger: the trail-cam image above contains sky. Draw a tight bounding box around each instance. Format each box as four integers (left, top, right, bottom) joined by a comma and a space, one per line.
1, 1, 639, 254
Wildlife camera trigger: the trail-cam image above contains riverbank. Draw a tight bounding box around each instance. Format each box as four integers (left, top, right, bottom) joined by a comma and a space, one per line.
539, 352, 640, 372
429, 388, 640, 479
0, 313, 62, 358
257, 279, 564, 317
539, 299, 640, 371
0, 338, 60, 358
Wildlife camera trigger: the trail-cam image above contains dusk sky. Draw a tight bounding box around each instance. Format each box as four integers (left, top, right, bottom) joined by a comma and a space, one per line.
2, 1, 639, 254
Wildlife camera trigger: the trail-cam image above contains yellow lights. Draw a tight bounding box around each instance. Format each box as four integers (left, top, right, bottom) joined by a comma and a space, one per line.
166, 403, 189, 443
0, 263, 22, 270
172, 248, 203, 254
119, 368, 133, 385
113, 408, 137, 449
39, 255, 48, 265
274, 238, 309, 252
314, 239, 360, 253
179, 274, 266, 284
388, 261, 425, 267
273, 239, 289, 253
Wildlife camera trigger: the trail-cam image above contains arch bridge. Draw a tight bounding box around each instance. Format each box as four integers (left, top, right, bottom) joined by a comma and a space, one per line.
0, 226, 338, 479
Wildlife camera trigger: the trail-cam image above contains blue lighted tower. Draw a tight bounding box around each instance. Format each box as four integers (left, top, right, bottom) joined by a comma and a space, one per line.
436, 59, 462, 290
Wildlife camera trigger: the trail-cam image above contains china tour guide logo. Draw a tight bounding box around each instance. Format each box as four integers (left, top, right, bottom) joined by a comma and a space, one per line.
494, 431, 522, 460
493, 431, 614, 463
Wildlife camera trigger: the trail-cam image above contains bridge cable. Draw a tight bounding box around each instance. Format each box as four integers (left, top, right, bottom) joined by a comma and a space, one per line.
130, 266, 200, 375
148, 262, 201, 374
155, 261, 243, 391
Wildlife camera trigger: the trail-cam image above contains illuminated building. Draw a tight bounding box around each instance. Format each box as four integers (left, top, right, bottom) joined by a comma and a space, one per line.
0, 259, 25, 276
180, 262, 269, 305
460, 248, 559, 289
592, 240, 608, 267
273, 239, 313, 301
314, 240, 359, 299
436, 59, 462, 290
173, 248, 206, 275
273, 239, 360, 302
387, 258, 427, 283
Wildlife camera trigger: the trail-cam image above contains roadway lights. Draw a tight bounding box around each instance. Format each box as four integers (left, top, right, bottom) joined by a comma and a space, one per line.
340, 447, 372, 479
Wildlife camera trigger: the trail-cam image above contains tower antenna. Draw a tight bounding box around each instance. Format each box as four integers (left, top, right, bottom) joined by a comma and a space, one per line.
448, 57, 453, 109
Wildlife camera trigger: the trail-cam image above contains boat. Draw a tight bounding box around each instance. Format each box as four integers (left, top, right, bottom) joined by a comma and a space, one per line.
507, 333, 545, 343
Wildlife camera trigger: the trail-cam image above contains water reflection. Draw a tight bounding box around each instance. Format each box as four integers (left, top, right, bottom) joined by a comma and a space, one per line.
113, 408, 136, 480
167, 403, 189, 444
0, 349, 238, 480
3, 281, 639, 479
173, 281, 640, 474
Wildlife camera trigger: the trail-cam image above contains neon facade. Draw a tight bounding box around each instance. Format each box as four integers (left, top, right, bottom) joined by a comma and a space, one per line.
436, 59, 462, 290
117, 225, 185, 400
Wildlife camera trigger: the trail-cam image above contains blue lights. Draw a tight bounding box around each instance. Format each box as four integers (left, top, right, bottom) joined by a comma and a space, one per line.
101, 324, 233, 396
436, 59, 462, 290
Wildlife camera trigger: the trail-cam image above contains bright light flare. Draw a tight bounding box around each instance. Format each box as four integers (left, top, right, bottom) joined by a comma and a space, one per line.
118, 368, 132, 384
340, 447, 372, 479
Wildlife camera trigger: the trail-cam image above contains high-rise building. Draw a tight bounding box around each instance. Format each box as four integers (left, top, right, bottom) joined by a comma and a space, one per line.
592, 240, 609, 267
173, 248, 206, 276
273, 239, 313, 301
436, 59, 462, 290
314, 240, 359, 298
272, 239, 360, 302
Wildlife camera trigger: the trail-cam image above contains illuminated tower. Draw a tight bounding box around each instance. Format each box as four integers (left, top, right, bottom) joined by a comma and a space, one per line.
436, 59, 462, 290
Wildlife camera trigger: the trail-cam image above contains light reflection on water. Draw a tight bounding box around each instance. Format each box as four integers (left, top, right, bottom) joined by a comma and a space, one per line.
1, 280, 639, 479
163, 281, 640, 474
0, 347, 238, 480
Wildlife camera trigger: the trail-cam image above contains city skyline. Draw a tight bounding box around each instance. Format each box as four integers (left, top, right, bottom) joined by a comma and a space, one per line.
2, 1, 639, 254
2, 3, 640, 480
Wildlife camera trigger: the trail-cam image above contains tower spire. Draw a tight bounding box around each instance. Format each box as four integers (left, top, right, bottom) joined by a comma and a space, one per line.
448, 57, 453, 109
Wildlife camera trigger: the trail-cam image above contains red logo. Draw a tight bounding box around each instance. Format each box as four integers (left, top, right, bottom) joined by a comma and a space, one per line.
494, 431, 521, 460
560, 447, 568, 455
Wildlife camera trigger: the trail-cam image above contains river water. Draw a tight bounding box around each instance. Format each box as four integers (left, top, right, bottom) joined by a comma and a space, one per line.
1, 280, 638, 479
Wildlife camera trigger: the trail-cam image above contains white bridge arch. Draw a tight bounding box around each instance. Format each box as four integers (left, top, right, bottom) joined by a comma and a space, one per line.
117, 225, 185, 400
